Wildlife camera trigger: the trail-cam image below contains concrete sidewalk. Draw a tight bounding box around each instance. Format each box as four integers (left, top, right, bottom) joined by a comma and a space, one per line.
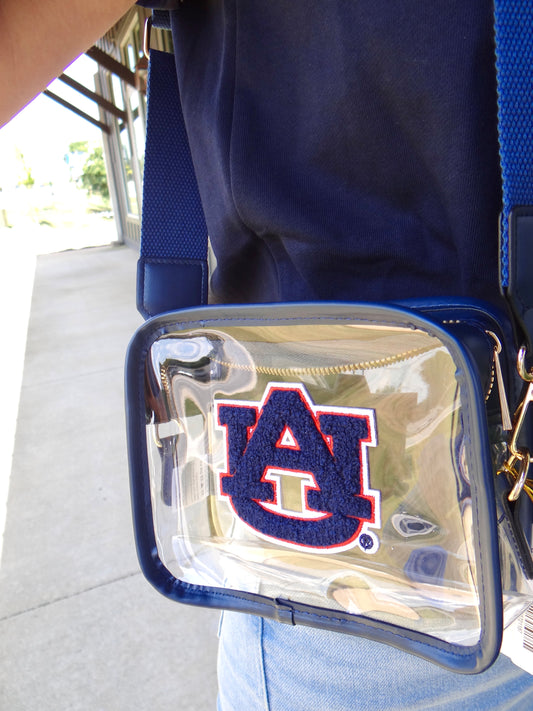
0, 245, 219, 710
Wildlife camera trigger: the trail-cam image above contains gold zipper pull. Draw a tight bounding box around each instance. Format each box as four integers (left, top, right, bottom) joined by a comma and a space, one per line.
487, 331, 513, 431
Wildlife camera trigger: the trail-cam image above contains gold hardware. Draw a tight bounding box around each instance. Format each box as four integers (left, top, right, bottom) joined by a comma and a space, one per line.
508, 380, 533, 464
499, 347, 533, 501
486, 331, 512, 431
501, 450, 533, 503
500, 449, 530, 502
517, 345, 533, 382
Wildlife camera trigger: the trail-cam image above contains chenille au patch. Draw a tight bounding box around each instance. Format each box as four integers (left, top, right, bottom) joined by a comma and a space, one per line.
215, 382, 380, 554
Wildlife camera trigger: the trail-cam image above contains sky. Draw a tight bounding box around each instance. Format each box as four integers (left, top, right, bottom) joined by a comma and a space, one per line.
0, 54, 104, 189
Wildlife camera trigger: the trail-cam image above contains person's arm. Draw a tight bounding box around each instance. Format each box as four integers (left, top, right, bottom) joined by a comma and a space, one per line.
0, 0, 136, 126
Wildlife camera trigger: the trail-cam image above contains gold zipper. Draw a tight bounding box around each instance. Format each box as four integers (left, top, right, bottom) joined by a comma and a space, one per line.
210, 343, 436, 376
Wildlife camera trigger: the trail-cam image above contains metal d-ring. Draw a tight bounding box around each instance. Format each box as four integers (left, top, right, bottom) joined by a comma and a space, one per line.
517, 345, 533, 382
143, 16, 153, 60
507, 451, 530, 502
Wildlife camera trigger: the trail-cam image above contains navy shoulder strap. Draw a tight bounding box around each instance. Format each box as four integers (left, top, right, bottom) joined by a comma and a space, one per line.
137, 43, 208, 319
494, 1, 533, 349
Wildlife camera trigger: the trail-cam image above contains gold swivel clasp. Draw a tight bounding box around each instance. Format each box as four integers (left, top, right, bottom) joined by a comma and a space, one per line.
499, 346, 533, 502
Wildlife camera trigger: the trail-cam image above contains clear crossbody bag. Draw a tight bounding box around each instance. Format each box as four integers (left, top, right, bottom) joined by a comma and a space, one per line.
126, 301, 533, 673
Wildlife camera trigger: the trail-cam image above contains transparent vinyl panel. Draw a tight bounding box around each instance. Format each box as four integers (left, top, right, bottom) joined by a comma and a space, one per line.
144, 322, 483, 645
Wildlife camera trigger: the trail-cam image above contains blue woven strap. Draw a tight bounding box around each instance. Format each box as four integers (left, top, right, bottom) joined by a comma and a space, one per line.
152, 9, 171, 30
494, 1, 533, 288
137, 46, 208, 318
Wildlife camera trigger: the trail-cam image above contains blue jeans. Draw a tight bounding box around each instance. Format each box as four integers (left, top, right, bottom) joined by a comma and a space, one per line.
217, 612, 533, 710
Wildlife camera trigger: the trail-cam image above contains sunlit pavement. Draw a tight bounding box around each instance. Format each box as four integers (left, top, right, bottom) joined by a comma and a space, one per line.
0, 219, 117, 540
0, 238, 219, 709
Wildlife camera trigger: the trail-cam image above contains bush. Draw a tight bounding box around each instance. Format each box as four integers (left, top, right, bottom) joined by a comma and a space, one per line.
81, 147, 109, 199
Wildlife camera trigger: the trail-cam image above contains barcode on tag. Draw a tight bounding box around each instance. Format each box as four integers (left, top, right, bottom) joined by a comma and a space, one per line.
500, 522, 533, 675
501, 604, 533, 675
522, 606, 533, 654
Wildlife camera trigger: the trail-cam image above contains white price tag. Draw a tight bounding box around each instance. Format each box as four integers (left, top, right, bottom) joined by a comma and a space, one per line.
501, 605, 533, 675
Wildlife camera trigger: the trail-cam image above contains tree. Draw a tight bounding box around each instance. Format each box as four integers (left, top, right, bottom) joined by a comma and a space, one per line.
68, 140, 89, 154
80, 146, 109, 199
